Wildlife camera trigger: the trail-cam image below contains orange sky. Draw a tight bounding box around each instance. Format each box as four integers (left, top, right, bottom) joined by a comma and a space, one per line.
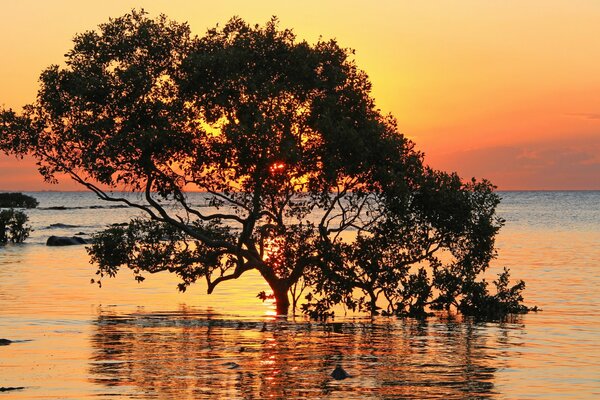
1, 0, 599, 190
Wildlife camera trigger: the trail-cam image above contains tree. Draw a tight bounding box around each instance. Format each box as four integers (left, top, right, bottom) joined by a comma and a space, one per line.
0, 192, 39, 208
0, 209, 31, 244
0, 11, 528, 317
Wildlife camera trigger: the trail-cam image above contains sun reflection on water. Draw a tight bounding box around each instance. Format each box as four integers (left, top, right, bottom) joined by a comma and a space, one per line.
81, 307, 518, 399
2, 192, 600, 398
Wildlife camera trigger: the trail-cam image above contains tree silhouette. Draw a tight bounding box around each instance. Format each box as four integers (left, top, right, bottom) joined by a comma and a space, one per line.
0, 10, 527, 317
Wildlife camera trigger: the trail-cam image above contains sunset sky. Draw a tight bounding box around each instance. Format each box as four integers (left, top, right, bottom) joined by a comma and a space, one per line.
1, 0, 599, 190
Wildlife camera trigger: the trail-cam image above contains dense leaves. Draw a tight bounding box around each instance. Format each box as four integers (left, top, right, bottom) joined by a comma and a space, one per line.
0, 11, 529, 318
0, 209, 31, 244
0, 193, 39, 208
89, 218, 237, 291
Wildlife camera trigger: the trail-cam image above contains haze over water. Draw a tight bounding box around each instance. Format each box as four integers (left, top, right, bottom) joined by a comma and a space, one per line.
1, 191, 599, 398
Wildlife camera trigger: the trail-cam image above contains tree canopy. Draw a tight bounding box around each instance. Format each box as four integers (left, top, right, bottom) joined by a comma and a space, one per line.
0, 192, 39, 208
0, 209, 31, 245
0, 10, 529, 318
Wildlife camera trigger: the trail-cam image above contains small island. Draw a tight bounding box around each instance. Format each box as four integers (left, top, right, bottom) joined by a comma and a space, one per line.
0, 192, 39, 209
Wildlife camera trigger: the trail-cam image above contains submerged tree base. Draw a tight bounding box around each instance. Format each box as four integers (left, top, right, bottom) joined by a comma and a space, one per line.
299, 265, 533, 321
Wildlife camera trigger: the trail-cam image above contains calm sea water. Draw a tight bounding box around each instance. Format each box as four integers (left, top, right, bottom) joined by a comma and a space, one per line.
1, 191, 599, 399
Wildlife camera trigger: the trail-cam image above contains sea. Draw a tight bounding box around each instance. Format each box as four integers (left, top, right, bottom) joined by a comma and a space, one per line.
1, 191, 599, 399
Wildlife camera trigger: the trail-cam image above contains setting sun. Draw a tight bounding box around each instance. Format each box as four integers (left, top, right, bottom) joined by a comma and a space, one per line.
1, 3, 599, 399
1, 1, 599, 190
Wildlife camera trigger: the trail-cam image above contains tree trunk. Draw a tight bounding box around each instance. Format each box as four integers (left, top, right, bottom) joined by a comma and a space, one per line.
369, 290, 378, 315
271, 282, 290, 316
259, 266, 290, 316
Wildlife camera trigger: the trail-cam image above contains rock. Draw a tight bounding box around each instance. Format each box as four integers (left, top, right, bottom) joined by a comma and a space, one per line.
331, 365, 350, 380
0, 387, 25, 392
0, 338, 12, 346
46, 236, 88, 246
48, 223, 79, 229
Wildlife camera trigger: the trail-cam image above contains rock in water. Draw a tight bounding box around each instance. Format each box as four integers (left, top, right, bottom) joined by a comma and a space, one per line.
48, 223, 79, 229
46, 236, 88, 246
0, 387, 25, 392
331, 365, 350, 380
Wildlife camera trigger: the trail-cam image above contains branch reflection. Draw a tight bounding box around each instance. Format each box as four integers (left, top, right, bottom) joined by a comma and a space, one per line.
89, 307, 523, 399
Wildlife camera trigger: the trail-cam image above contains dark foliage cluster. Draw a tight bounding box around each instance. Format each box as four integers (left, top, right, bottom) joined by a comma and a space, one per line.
0, 192, 39, 208
0, 209, 31, 244
0, 10, 530, 319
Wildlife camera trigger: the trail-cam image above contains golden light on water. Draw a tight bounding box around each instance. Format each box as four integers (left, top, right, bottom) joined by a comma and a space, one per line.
1, 191, 600, 398
269, 162, 286, 174
0, 0, 599, 397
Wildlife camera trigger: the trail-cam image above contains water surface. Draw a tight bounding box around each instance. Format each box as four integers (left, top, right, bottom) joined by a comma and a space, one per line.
1, 191, 599, 398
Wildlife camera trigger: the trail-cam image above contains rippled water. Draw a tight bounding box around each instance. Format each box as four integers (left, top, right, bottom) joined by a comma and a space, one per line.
1, 191, 599, 398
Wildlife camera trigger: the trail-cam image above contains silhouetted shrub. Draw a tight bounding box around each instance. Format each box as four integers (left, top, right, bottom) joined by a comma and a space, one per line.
0, 209, 31, 244
0, 193, 39, 208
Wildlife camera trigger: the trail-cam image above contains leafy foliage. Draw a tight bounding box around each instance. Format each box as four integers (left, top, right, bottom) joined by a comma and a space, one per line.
0, 193, 39, 208
0, 11, 530, 318
457, 267, 529, 319
89, 218, 236, 292
0, 209, 31, 244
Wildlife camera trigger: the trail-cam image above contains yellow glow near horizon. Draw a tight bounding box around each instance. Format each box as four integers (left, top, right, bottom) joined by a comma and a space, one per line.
1, 0, 599, 190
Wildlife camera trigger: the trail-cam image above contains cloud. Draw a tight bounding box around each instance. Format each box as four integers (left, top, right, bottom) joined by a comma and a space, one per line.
566, 113, 600, 120
430, 135, 600, 190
